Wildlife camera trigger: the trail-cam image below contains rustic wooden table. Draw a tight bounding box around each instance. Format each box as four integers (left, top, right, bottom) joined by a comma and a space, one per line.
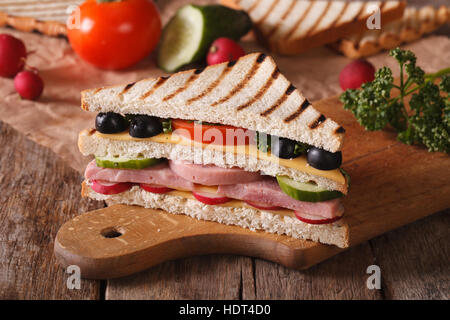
1, 120, 448, 300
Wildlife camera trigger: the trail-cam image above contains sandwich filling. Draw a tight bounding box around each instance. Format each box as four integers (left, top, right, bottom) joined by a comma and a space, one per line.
85, 159, 344, 223
85, 113, 349, 225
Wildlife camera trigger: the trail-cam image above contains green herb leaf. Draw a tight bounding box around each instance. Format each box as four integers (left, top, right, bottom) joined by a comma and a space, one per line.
161, 119, 172, 133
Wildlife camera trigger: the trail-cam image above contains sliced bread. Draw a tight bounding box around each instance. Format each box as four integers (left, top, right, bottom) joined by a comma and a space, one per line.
222, 0, 406, 55
333, 5, 450, 58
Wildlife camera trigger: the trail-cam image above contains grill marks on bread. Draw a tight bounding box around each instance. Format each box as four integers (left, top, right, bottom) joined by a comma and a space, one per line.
260, 83, 295, 117
254, 0, 280, 25
140, 76, 169, 100
237, 67, 279, 111
186, 63, 233, 104
163, 71, 199, 102
284, 1, 314, 40
335, 126, 346, 134
211, 54, 266, 107
119, 82, 136, 96
266, 0, 298, 38
328, 2, 349, 30
354, 2, 368, 21
303, 1, 332, 38
309, 114, 327, 129
241, 0, 400, 43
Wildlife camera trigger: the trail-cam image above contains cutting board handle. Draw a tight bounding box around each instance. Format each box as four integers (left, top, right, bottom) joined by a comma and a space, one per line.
54, 205, 341, 279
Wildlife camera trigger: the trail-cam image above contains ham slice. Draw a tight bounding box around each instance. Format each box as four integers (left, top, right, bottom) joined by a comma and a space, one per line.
218, 179, 344, 219
168, 160, 263, 185
84, 160, 194, 191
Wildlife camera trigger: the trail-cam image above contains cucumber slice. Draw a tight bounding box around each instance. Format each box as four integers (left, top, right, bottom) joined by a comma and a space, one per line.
95, 156, 162, 170
276, 176, 344, 203
157, 5, 252, 72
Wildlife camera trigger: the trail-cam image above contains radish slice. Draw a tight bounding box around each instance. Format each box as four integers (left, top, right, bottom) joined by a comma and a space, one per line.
294, 211, 343, 225
192, 190, 231, 205
140, 183, 173, 194
244, 200, 281, 210
92, 180, 133, 195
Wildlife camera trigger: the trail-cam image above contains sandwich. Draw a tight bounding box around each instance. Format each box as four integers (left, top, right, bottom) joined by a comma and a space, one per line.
333, 5, 450, 59
221, 0, 406, 55
78, 52, 350, 248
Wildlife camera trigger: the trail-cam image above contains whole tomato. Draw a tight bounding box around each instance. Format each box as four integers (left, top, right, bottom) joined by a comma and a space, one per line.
67, 0, 161, 70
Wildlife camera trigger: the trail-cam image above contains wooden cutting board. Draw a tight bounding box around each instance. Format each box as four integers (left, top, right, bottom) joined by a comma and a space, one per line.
54, 94, 450, 279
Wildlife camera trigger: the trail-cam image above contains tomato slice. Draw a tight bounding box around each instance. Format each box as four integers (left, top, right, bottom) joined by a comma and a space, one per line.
172, 119, 254, 146
140, 183, 173, 194
244, 200, 281, 210
92, 180, 133, 195
294, 211, 343, 225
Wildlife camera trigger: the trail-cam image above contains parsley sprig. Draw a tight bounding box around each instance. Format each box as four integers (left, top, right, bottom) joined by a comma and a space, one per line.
340, 48, 450, 153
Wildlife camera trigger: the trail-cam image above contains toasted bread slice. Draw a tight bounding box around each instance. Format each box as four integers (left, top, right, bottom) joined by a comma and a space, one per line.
82, 180, 350, 248
222, 0, 406, 55
333, 5, 450, 59
0, 0, 82, 37
81, 53, 345, 153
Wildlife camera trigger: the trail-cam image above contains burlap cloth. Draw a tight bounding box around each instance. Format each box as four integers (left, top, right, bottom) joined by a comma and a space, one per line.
0, 0, 449, 174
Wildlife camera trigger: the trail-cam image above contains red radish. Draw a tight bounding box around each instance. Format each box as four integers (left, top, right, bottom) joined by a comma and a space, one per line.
14, 70, 44, 100
92, 180, 133, 195
0, 34, 27, 77
339, 59, 375, 90
192, 191, 231, 205
207, 37, 245, 66
294, 211, 343, 225
140, 183, 172, 194
245, 200, 281, 210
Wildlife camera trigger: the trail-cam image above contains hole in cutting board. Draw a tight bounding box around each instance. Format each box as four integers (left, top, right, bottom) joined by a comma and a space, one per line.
101, 227, 122, 238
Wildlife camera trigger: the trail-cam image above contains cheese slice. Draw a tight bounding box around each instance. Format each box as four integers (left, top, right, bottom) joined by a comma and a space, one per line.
95, 131, 345, 184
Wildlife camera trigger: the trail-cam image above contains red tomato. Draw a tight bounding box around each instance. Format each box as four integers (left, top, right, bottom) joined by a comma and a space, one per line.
140, 183, 172, 194
207, 37, 245, 66
294, 211, 343, 225
171, 119, 253, 146
92, 180, 133, 195
67, 0, 161, 70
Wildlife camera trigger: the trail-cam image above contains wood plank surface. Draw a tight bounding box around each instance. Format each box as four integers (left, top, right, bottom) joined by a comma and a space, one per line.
369, 210, 450, 300
0, 121, 103, 299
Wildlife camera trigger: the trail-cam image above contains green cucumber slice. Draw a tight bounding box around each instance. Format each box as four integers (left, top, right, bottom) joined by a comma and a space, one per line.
95, 156, 162, 170
276, 176, 344, 203
157, 4, 252, 72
